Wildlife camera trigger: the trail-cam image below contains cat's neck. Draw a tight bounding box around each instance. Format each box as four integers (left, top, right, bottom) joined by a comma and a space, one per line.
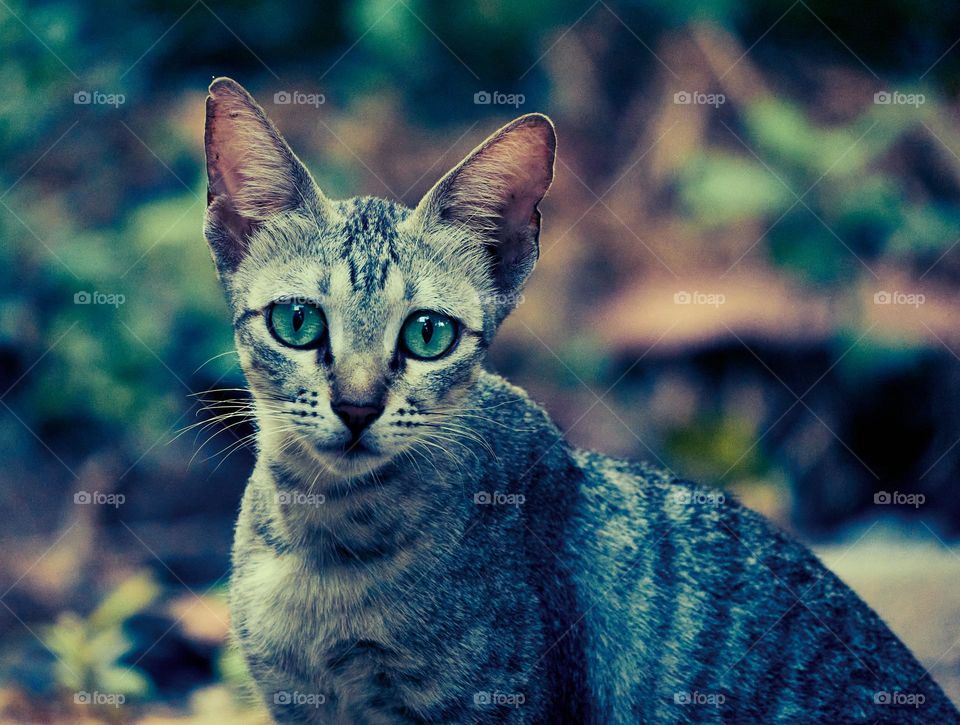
262, 430, 465, 497
251, 371, 565, 544
254, 426, 465, 548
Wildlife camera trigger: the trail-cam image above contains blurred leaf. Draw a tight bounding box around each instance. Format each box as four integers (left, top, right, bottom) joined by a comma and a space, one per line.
89, 572, 161, 630
744, 98, 876, 177
679, 152, 793, 227
889, 203, 960, 256
43, 572, 158, 696
665, 414, 767, 483
768, 213, 854, 284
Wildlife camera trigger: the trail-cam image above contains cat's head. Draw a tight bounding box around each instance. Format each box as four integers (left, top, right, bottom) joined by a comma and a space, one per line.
203, 77, 555, 479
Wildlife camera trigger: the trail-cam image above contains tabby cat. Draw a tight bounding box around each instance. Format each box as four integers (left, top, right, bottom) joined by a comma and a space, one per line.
203, 77, 958, 723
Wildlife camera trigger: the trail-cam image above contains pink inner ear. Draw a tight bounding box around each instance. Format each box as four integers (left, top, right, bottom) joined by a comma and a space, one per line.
499, 188, 545, 235
204, 85, 304, 222
208, 130, 249, 201
443, 120, 555, 241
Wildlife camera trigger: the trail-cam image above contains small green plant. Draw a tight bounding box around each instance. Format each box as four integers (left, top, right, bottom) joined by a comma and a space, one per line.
43, 571, 160, 700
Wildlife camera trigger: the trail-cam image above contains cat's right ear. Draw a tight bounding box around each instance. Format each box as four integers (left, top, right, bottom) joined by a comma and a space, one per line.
409, 113, 555, 325
204, 77, 325, 273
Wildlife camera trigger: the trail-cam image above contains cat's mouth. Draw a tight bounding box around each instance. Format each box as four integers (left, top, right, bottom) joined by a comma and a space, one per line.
306, 437, 390, 476
315, 439, 375, 457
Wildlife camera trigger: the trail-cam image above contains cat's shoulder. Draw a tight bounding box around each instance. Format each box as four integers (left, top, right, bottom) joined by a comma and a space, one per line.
471, 370, 561, 432
570, 448, 819, 569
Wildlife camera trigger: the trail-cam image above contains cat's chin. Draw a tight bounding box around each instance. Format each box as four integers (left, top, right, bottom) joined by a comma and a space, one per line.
300, 439, 393, 479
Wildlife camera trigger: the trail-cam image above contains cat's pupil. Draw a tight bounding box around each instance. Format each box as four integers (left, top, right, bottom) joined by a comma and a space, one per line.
292, 306, 305, 332
421, 318, 434, 344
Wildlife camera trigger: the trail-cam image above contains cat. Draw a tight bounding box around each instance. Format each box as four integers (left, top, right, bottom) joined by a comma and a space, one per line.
203, 77, 958, 724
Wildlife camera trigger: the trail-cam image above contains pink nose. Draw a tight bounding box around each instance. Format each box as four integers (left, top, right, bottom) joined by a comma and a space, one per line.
331, 401, 384, 435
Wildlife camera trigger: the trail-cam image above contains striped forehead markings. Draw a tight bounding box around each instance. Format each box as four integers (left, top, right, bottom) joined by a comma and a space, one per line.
337, 197, 408, 294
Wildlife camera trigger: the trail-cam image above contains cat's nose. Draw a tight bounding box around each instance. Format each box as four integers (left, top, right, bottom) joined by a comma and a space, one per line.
331, 400, 384, 435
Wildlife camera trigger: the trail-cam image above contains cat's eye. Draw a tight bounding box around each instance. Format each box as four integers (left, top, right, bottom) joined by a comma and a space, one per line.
268, 301, 327, 348
400, 311, 457, 360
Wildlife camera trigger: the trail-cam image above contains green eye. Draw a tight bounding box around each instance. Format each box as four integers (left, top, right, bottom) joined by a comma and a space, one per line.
268, 302, 327, 348
401, 311, 457, 360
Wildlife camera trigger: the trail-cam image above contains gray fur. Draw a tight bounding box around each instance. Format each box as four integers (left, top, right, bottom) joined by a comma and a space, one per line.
202, 78, 958, 723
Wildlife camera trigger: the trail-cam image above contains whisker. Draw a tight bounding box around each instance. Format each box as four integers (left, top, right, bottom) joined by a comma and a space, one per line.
193, 349, 240, 374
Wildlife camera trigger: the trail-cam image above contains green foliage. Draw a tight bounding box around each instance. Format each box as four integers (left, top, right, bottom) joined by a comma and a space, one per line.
675, 93, 960, 284
43, 572, 160, 697
679, 152, 793, 227
664, 414, 769, 484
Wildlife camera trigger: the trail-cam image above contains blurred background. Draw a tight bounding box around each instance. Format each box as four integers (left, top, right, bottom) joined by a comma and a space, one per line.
2, 0, 960, 721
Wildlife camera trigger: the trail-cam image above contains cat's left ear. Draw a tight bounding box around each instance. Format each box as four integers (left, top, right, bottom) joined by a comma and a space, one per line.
204, 77, 327, 274
412, 114, 556, 316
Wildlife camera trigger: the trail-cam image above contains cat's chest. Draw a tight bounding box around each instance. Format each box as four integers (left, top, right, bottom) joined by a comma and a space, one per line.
233, 476, 440, 670
237, 548, 393, 655
234, 548, 443, 718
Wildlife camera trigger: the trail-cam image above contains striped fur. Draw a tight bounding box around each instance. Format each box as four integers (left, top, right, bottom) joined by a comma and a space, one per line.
202, 79, 959, 723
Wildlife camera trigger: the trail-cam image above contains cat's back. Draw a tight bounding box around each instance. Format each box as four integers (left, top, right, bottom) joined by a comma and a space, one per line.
461, 374, 954, 720
568, 449, 956, 722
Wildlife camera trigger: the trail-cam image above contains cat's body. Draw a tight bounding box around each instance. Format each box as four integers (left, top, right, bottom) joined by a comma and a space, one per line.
201, 78, 958, 723
232, 371, 954, 723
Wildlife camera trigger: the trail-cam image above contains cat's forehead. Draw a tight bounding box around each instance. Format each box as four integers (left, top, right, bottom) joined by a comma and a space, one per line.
334, 196, 410, 234
240, 196, 412, 298
236, 196, 485, 329
325, 196, 414, 290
